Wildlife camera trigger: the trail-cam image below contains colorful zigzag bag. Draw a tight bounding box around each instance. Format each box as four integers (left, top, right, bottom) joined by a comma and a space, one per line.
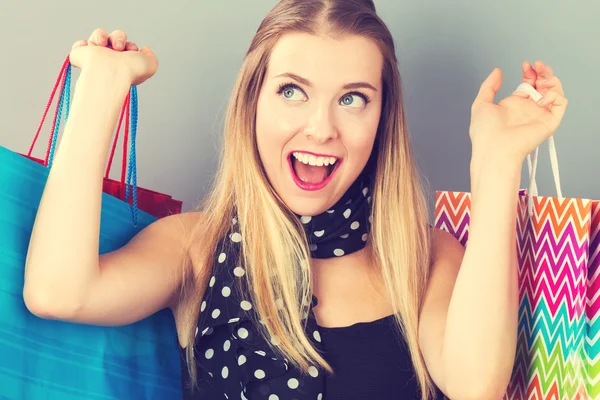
586, 201, 600, 397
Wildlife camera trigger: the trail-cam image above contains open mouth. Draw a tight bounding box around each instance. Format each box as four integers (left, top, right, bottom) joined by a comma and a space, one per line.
288, 151, 341, 191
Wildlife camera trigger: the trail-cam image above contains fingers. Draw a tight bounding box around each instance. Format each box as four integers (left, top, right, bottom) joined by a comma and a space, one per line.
71, 39, 87, 50
536, 75, 563, 94
532, 61, 564, 97
88, 28, 108, 46
107, 30, 128, 51
521, 61, 538, 86
537, 91, 566, 108
125, 41, 139, 51
512, 91, 531, 99
472, 68, 503, 108
537, 91, 568, 126
83, 28, 139, 53
534, 61, 554, 79
86, 29, 133, 50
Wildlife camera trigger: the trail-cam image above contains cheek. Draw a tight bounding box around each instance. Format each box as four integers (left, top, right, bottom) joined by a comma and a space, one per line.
255, 94, 303, 172
256, 96, 304, 153
336, 108, 380, 158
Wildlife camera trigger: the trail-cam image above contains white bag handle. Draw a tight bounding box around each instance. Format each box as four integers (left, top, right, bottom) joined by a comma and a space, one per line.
513, 83, 563, 215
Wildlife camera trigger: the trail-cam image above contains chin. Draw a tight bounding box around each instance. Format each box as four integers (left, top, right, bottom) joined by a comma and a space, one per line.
281, 194, 334, 217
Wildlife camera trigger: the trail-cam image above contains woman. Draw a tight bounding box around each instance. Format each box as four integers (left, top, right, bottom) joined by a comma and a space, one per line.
23, 0, 567, 399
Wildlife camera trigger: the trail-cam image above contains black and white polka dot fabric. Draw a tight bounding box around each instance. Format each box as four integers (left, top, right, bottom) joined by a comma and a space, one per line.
299, 176, 371, 260
180, 174, 373, 399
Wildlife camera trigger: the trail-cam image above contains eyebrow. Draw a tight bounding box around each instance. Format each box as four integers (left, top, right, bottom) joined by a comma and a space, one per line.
273, 72, 378, 92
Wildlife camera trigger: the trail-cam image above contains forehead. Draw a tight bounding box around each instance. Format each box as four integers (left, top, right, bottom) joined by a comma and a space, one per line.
267, 32, 383, 87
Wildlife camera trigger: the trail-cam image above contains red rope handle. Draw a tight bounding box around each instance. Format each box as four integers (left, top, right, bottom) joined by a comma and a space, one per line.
28, 56, 70, 162
120, 96, 131, 198
30, 53, 131, 188
43, 64, 70, 166
105, 93, 130, 179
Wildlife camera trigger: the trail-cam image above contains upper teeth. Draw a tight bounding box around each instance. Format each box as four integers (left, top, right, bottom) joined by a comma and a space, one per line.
293, 152, 337, 166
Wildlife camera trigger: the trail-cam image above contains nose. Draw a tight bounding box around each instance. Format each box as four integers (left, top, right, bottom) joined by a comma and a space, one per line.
303, 103, 338, 144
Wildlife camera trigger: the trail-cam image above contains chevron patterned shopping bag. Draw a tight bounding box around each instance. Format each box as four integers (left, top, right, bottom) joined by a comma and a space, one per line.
0, 54, 182, 399
586, 201, 600, 398
434, 141, 591, 399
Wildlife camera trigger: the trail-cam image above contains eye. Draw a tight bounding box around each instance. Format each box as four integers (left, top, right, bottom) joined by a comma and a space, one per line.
339, 92, 370, 108
277, 83, 307, 101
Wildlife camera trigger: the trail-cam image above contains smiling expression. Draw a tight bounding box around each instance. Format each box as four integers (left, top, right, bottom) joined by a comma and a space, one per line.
255, 32, 383, 216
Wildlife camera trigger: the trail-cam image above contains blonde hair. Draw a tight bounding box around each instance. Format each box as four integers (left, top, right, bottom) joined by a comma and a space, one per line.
183, 0, 433, 398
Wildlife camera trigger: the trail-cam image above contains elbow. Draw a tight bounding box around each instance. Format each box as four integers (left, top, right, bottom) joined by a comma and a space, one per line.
440, 343, 514, 399
443, 362, 511, 400
23, 284, 84, 321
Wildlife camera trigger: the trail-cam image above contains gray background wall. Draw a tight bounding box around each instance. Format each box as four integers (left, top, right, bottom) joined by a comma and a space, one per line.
1, 1, 598, 214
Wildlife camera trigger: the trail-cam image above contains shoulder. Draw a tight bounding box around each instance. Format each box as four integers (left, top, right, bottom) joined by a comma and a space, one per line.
129, 211, 206, 275
148, 211, 205, 241
418, 227, 465, 307
147, 211, 208, 310
424, 227, 465, 294
418, 227, 465, 317
157, 210, 204, 231
419, 227, 465, 317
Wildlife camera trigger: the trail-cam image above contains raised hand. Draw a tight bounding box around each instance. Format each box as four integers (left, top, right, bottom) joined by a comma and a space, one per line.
469, 61, 567, 166
69, 28, 158, 86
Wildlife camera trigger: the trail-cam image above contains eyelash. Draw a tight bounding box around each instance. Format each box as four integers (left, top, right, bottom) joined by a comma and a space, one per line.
276, 82, 372, 105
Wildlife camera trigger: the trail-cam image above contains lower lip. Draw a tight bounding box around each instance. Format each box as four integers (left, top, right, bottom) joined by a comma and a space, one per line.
288, 156, 341, 191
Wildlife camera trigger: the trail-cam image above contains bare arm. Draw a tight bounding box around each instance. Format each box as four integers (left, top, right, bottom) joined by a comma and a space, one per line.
418, 61, 566, 399
419, 163, 520, 400
24, 29, 198, 326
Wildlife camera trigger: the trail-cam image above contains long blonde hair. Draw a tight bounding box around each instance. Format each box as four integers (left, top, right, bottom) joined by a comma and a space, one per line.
183, 0, 433, 398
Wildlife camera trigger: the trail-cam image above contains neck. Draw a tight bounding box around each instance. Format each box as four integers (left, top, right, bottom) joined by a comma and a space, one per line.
295, 169, 374, 260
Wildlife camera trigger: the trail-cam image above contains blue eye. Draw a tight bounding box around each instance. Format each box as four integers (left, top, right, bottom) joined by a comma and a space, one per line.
277, 83, 307, 101
283, 87, 296, 99
340, 93, 367, 108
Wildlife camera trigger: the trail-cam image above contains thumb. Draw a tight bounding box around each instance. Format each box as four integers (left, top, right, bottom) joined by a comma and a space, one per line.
472, 68, 502, 107
139, 45, 158, 69
139, 45, 155, 58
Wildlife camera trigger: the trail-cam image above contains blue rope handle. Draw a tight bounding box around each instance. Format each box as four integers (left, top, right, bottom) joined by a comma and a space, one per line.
47, 62, 139, 226
124, 85, 139, 226
47, 63, 71, 167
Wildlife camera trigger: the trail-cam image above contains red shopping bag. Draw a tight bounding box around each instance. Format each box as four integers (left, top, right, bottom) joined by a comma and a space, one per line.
24, 55, 183, 219
101, 89, 183, 219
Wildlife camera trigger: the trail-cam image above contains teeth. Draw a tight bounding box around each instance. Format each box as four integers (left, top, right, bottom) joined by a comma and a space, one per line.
293, 152, 338, 167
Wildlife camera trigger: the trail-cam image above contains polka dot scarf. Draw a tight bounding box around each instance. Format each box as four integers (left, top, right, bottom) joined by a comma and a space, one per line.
298, 172, 372, 259
187, 172, 373, 400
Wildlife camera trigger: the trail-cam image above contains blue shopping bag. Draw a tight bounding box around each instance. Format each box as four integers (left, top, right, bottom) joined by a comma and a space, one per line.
0, 57, 182, 400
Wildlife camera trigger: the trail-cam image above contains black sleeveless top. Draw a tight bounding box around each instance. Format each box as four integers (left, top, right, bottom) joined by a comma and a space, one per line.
177, 172, 444, 398
179, 309, 443, 399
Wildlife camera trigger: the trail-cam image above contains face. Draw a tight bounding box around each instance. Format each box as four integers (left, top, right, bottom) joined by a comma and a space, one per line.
255, 32, 383, 216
